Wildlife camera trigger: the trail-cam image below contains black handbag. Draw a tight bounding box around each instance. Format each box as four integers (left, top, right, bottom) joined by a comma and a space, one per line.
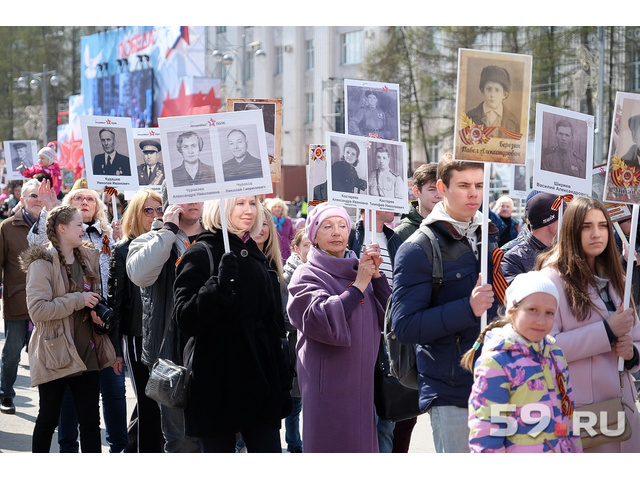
145, 337, 195, 409
374, 335, 424, 422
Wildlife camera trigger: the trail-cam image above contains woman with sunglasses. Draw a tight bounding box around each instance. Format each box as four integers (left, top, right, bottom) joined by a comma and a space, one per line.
107, 189, 164, 452
29, 187, 128, 452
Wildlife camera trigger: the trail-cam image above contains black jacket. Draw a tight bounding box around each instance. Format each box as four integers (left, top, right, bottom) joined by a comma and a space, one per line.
172, 229, 292, 436
108, 239, 143, 341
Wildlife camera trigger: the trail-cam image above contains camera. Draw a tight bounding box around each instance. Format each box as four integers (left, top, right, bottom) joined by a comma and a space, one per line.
91, 297, 114, 334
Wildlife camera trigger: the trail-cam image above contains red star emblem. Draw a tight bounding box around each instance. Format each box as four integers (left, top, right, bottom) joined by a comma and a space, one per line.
208, 118, 217, 127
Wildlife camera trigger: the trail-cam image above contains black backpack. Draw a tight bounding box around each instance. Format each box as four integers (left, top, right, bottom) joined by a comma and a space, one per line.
384, 224, 442, 390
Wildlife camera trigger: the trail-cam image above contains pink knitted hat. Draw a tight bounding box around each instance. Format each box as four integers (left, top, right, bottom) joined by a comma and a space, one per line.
305, 203, 351, 244
37, 142, 57, 166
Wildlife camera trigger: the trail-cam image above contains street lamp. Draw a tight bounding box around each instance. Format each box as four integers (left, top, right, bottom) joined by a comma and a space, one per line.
16, 64, 59, 145
212, 36, 265, 99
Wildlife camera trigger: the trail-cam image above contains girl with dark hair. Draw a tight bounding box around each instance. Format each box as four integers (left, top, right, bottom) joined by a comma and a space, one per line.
20, 205, 116, 452
537, 196, 640, 452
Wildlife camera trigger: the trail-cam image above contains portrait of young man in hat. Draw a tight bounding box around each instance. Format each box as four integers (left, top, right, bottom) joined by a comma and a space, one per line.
137, 139, 165, 186
466, 64, 521, 138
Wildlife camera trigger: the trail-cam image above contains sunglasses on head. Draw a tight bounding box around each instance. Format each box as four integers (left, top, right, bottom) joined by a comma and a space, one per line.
143, 206, 163, 217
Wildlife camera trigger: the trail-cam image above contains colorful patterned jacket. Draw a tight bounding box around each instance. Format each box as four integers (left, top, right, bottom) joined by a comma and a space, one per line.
468, 324, 582, 453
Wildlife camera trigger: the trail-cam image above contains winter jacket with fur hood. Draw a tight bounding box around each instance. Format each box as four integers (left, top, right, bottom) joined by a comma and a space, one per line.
20, 243, 116, 387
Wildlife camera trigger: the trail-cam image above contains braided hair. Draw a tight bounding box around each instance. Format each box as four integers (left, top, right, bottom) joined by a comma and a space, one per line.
46, 205, 99, 293
460, 314, 511, 373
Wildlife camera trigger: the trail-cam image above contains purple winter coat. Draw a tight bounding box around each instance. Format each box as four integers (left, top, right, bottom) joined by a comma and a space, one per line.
286, 246, 390, 452
274, 215, 295, 260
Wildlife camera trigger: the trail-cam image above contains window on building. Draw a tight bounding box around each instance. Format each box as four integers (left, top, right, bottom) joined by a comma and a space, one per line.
631, 49, 640, 92
275, 45, 284, 75
305, 93, 314, 124
341, 30, 364, 65
306, 39, 314, 70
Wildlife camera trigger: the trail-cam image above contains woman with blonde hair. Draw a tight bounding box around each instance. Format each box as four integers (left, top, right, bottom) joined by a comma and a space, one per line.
537, 196, 640, 452
172, 196, 292, 452
21, 205, 116, 452
108, 189, 164, 452
265, 197, 295, 261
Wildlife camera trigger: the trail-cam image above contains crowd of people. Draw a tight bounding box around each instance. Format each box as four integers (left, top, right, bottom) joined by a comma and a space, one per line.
1, 147, 640, 454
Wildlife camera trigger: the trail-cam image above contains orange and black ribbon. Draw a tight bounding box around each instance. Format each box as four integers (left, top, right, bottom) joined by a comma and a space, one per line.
104, 186, 117, 196
491, 248, 508, 306
175, 240, 197, 267
551, 194, 573, 211
102, 235, 111, 256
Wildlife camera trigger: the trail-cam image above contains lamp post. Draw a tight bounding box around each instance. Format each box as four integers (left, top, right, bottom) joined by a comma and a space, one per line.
212, 34, 265, 101
16, 64, 59, 145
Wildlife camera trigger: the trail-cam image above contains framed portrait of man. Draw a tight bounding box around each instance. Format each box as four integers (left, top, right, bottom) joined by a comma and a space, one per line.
604, 92, 640, 204
4, 140, 38, 181
80, 115, 139, 191
454, 49, 532, 165
345, 79, 400, 141
227, 99, 282, 183
533, 104, 593, 198
133, 128, 165, 193
308, 144, 328, 206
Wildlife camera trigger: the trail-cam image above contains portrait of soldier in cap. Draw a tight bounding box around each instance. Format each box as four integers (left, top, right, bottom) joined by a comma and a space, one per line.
348, 89, 388, 139
11, 142, 33, 171
137, 139, 165, 186
466, 64, 520, 138
541, 117, 586, 179
621, 114, 640, 170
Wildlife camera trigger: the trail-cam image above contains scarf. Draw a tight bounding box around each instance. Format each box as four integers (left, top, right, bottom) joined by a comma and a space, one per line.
273, 214, 285, 232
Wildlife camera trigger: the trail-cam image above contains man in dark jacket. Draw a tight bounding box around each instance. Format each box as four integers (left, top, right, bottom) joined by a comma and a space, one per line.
500, 192, 561, 285
391, 155, 501, 453
395, 163, 441, 242
126, 182, 203, 452
0, 179, 43, 414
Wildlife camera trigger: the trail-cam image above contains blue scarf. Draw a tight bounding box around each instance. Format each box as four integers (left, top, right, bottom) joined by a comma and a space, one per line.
273, 214, 285, 232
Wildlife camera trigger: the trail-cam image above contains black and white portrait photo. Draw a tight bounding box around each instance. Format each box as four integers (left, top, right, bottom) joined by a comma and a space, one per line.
168, 130, 216, 187
513, 165, 527, 192
367, 142, 404, 199
345, 80, 400, 141
219, 126, 264, 182
329, 137, 367, 194
135, 139, 165, 186
540, 113, 587, 179
90, 127, 132, 176
3, 140, 37, 181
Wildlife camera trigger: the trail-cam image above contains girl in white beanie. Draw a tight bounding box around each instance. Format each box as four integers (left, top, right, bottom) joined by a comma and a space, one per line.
462, 270, 581, 453
18, 141, 62, 196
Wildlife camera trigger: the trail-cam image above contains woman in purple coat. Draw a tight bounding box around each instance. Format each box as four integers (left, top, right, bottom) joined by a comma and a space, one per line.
286, 203, 390, 452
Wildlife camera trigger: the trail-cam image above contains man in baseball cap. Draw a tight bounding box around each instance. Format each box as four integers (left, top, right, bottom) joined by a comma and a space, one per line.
500, 192, 563, 284
138, 139, 165, 186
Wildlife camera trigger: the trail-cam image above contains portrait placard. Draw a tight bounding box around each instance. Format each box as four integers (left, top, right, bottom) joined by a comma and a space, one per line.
454, 49, 532, 165
533, 104, 593, 197
603, 91, 640, 205
133, 128, 165, 194
327, 132, 408, 214
227, 99, 282, 183
510, 164, 528, 199
158, 110, 272, 204
308, 144, 328, 206
345, 79, 400, 141
4, 140, 38, 181
80, 115, 139, 191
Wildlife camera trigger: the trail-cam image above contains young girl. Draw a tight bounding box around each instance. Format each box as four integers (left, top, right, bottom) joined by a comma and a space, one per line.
538, 196, 640, 452
20, 205, 116, 452
18, 142, 62, 197
462, 270, 582, 453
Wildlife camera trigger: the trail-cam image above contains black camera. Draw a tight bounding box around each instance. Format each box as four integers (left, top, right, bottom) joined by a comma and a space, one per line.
91, 297, 114, 334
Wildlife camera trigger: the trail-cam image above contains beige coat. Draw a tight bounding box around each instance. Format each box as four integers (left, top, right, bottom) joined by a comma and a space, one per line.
20, 244, 116, 387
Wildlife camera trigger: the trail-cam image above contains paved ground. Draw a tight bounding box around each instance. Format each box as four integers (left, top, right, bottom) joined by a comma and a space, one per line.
0, 319, 435, 453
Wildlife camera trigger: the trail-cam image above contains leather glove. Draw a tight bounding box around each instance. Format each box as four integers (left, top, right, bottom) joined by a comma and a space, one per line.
217, 251, 239, 292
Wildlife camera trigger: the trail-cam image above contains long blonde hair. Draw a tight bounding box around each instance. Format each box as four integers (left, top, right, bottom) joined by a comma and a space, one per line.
202, 196, 263, 238
121, 189, 162, 240
62, 188, 113, 238
46, 205, 98, 293
258, 204, 284, 284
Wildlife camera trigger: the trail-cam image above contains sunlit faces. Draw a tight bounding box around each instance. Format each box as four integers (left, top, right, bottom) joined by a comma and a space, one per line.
294, 236, 312, 263
437, 168, 484, 222
99, 131, 116, 154
180, 136, 201, 164
228, 131, 248, 159
495, 200, 513, 218
376, 210, 395, 224
69, 189, 98, 222
230, 196, 257, 233
38, 155, 49, 167
179, 202, 204, 223
270, 205, 283, 218
581, 208, 609, 264
141, 199, 162, 232
252, 219, 269, 249
315, 216, 349, 257
343, 146, 358, 165
58, 211, 85, 249
511, 292, 557, 343
413, 181, 442, 216
482, 81, 507, 111
21, 188, 44, 217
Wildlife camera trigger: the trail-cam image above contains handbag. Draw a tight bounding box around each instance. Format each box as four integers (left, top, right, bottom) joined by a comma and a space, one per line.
373, 335, 424, 422
575, 372, 633, 449
145, 337, 196, 409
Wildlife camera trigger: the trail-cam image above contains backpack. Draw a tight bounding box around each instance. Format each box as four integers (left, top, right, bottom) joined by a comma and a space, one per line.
384, 224, 442, 390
